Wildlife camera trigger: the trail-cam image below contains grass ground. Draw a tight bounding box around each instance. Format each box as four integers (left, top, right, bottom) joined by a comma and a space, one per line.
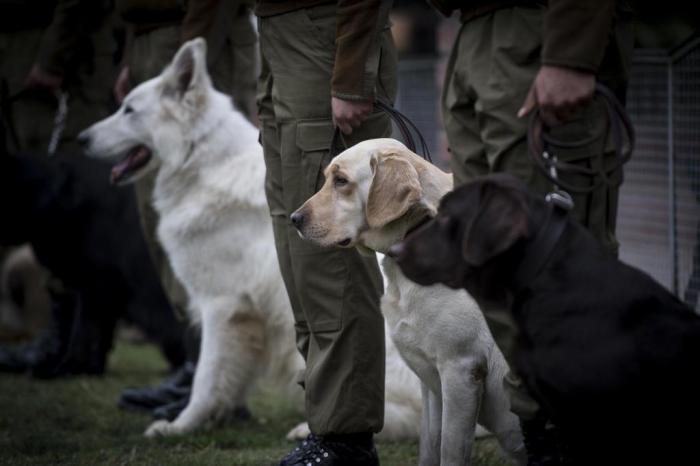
0, 340, 515, 466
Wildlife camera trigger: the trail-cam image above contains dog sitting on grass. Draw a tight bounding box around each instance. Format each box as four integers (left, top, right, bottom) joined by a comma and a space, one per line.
79, 38, 429, 441
391, 173, 700, 465
292, 139, 525, 465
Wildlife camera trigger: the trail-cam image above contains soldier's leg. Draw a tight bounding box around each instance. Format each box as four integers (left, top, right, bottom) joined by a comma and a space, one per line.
442, 22, 489, 186
227, 12, 258, 121
473, 6, 633, 255
442, 19, 524, 369
1, 23, 115, 156
257, 50, 312, 377
446, 7, 546, 422
259, 5, 395, 435
466, 6, 633, 460
206, 10, 257, 120
0, 28, 60, 154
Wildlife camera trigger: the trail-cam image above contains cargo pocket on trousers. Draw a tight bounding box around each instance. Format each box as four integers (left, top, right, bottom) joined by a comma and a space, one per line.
293, 119, 346, 334
296, 118, 335, 202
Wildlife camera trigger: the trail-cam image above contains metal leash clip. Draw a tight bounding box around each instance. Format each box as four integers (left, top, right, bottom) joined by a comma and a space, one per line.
47, 91, 69, 156
542, 150, 574, 211
527, 83, 634, 198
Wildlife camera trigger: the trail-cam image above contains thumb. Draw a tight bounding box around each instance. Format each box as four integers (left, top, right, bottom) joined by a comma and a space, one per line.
518, 85, 537, 118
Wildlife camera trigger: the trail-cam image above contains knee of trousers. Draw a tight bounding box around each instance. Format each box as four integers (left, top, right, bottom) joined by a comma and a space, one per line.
288, 241, 382, 334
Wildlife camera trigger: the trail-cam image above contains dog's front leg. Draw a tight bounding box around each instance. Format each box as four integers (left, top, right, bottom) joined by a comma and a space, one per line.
419, 382, 442, 466
145, 305, 264, 437
439, 361, 484, 466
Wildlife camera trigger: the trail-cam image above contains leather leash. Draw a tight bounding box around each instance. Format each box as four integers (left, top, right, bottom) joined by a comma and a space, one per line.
328, 100, 433, 163
527, 83, 635, 200
512, 199, 569, 292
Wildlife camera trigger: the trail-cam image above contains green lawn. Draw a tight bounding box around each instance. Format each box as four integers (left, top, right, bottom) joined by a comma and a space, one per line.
0, 341, 515, 466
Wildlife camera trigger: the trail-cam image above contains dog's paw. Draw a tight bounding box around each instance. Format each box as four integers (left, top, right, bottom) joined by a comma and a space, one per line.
475, 424, 492, 439
144, 420, 182, 438
286, 421, 310, 441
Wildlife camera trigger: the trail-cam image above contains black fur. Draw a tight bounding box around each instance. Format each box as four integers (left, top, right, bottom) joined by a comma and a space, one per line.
0, 151, 185, 369
394, 174, 700, 465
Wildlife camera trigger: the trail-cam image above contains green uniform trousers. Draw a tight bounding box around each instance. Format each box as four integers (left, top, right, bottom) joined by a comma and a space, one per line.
257, 4, 397, 435
128, 15, 257, 320
442, 6, 633, 419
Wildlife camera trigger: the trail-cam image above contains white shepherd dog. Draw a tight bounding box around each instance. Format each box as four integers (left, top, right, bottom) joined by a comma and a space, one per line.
78, 38, 425, 440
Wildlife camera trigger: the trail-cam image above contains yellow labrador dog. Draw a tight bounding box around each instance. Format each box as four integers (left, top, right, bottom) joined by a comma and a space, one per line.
292, 139, 525, 466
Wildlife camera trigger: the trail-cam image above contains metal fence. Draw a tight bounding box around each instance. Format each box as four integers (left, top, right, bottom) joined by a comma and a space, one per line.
394, 35, 700, 307
619, 36, 700, 309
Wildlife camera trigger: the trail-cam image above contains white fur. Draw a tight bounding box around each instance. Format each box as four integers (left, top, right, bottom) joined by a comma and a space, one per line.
79, 38, 424, 441
295, 141, 526, 465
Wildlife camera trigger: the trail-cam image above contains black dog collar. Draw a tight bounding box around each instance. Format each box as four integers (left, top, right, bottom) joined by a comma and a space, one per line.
404, 215, 432, 239
512, 200, 569, 291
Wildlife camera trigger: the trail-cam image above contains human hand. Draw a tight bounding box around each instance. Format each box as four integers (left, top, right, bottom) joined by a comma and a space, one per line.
332, 97, 372, 135
24, 64, 63, 95
518, 65, 596, 127
114, 66, 131, 104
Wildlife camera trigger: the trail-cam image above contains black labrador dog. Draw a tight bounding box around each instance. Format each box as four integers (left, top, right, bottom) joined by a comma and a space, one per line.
0, 151, 186, 374
390, 173, 700, 465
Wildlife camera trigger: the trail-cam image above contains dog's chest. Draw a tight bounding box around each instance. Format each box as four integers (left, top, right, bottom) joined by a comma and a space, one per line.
381, 265, 441, 380
390, 323, 438, 379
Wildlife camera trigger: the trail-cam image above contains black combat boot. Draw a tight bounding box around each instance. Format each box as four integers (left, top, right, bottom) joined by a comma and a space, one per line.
149, 394, 252, 423
279, 432, 379, 466
119, 361, 195, 412
151, 394, 190, 421
0, 288, 104, 378
31, 288, 110, 377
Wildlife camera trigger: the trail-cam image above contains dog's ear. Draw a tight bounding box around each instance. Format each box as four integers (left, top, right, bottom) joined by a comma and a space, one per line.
366, 154, 422, 229
164, 38, 210, 99
461, 181, 529, 266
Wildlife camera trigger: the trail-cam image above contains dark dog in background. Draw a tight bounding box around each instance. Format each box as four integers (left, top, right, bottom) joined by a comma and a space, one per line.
0, 151, 186, 375
390, 173, 700, 465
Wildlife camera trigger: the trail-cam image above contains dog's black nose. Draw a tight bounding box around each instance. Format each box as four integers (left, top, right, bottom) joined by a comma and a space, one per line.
290, 212, 304, 229
387, 243, 404, 259
77, 131, 90, 148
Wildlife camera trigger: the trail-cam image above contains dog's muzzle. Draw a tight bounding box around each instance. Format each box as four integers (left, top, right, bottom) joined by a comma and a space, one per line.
77, 130, 91, 149
386, 243, 403, 259
110, 146, 152, 185
290, 212, 304, 230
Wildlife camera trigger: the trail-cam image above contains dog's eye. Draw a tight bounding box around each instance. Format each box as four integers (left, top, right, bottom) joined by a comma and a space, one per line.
124, 105, 134, 114
437, 215, 451, 228
334, 176, 348, 187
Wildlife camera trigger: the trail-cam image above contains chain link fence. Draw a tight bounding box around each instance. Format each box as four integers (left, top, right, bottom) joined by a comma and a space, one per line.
618, 36, 700, 309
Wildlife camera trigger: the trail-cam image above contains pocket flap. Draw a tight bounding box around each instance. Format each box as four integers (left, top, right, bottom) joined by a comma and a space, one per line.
296, 119, 335, 153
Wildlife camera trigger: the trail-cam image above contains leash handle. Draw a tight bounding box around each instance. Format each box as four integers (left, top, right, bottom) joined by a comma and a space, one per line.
527, 82, 635, 195
328, 101, 432, 163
